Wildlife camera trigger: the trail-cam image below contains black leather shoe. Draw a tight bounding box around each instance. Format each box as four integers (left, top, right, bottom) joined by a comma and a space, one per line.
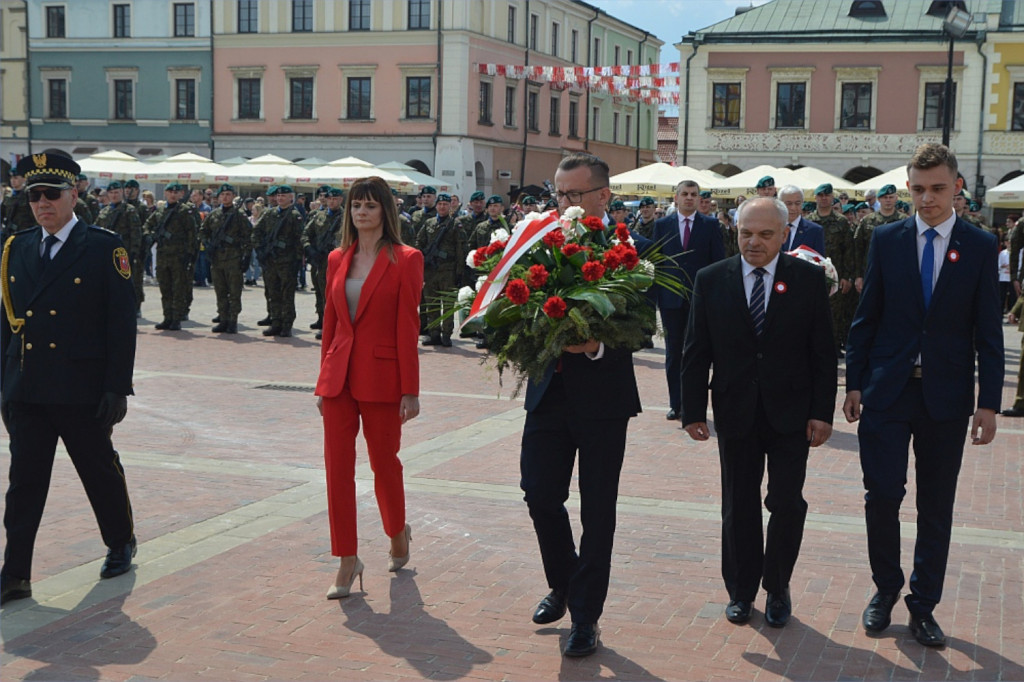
666, 408, 680, 421
909, 613, 946, 647
212, 323, 227, 333
0, 576, 31, 606
257, 317, 272, 326
532, 590, 567, 624
310, 319, 323, 330
765, 588, 791, 628
315, 331, 322, 340
422, 335, 440, 346
1002, 407, 1024, 417
100, 537, 137, 579
725, 599, 752, 624
563, 622, 600, 657
862, 591, 900, 633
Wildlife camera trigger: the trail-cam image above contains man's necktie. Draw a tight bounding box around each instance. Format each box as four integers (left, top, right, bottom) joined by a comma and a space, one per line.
749, 267, 766, 336
682, 217, 692, 250
40, 234, 59, 268
921, 228, 937, 309
787, 223, 795, 250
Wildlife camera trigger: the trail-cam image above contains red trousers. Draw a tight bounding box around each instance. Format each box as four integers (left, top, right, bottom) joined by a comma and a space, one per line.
322, 387, 406, 556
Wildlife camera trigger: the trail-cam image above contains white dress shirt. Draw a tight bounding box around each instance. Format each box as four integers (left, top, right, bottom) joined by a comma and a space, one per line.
677, 211, 696, 245
916, 210, 956, 296
786, 218, 800, 251
742, 253, 780, 309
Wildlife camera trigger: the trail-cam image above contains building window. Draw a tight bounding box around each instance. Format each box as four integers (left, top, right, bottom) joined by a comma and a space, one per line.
627, 49, 633, 65
613, 111, 620, 144
550, 22, 559, 57
238, 77, 261, 119
923, 82, 956, 130
507, 5, 515, 43
406, 76, 430, 118
45, 5, 64, 37
479, 80, 492, 124
173, 3, 195, 37
527, 90, 539, 131
568, 98, 579, 137
570, 29, 578, 63
625, 113, 632, 146
505, 85, 516, 126
614, 45, 621, 66
350, 0, 369, 30
840, 82, 872, 129
775, 82, 806, 128
175, 78, 196, 120
408, 0, 429, 30
289, 77, 313, 119
591, 106, 600, 139
1013, 83, 1024, 131
549, 95, 560, 134
529, 14, 538, 50
114, 79, 134, 120
292, 0, 312, 31
238, 0, 258, 33
48, 79, 67, 118
113, 4, 130, 38
592, 38, 600, 66
712, 83, 741, 128
347, 77, 371, 119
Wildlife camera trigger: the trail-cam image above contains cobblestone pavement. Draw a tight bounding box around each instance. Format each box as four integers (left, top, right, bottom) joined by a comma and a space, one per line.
2, 281, 1023, 681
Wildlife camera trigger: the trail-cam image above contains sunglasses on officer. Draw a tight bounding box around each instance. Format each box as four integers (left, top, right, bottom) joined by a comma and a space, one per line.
27, 187, 68, 202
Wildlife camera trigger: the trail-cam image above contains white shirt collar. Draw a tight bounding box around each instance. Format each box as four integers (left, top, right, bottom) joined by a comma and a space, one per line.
741, 253, 780, 279
915, 209, 956, 240
42, 217, 77, 245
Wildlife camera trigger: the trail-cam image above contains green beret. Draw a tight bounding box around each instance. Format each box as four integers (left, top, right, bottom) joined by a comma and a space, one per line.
544, 198, 558, 210
969, 199, 980, 211
897, 200, 910, 212
699, 190, 712, 199
125, 179, 140, 189
801, 201, 815, 212
326, 187, 344, 198
756, 176, 775, 189
107, 180, 123, 190
521, 195, 538, 205
955, 188, 966, 197
318, 185, 332, 194
15, 150, 80, 188
436, 193, 452, 202
815, 183, 833, 196
420, 185, 437, 196
77, 173, 89, 181
470, 191, 486, 201
218, 183, 237, 195
639, 196, 656, 207
390, 188, 399, 196
878, 184, 897, 197
855, 202, 869, 211
266, 184, 279, 195
276, 184, 294, 194
486, 194, 503, 206
164, 182, 181, 192
842, 204, 856, 214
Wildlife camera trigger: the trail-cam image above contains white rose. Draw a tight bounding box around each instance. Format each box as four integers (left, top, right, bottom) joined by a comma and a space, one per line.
457, 286, 475, 304
490, 228, 510, 243
524, 211, 545, 222
476, 275, 488, 291
466, 249, 478, 268
563, 205, 585, 221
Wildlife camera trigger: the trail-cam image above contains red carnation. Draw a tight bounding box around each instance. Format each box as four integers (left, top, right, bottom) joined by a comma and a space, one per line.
473, 250, 488, 267
603, 249, 622, 271
506, 278, 530, 305
527, 264, 549, 289
542, 230, 566, 248
562, 243, 583, 257
621, 246, 640, 270
615, 225, 632, 243
543, 296, 567, 319
582, 261, 606, 281
582, 216, 605, 232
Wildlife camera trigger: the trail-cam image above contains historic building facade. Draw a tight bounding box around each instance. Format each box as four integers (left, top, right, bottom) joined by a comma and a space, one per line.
1, 0, 30, 180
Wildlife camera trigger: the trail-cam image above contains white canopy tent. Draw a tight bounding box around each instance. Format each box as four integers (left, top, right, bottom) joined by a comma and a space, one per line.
855, 166, 911, 200
203, 154, 302, 186
376, 161, 452, 193
76, 150, 149, 183
294, 158, 413, 190
609, 163, 723, 198
131, 152, 227, 185
985, 174, 1024, 207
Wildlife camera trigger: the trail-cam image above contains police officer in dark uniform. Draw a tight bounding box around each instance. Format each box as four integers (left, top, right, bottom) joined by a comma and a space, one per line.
0, 151, 137, 606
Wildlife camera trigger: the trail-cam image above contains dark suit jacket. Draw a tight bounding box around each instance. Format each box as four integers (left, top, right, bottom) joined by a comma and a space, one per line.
786, 217, 826, 256
524, 347, 641, 420
1, 222, 136, 404
845, 216, 1003, 420
681, 254, 837, 436
651, 212, 725, 309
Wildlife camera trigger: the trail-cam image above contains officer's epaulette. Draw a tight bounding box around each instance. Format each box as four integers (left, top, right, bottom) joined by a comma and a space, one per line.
8, 226, 39, 239
88, 224, 118, 236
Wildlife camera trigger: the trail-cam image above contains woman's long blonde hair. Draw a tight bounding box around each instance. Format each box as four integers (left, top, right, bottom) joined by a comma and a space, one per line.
339, 176, 403, 258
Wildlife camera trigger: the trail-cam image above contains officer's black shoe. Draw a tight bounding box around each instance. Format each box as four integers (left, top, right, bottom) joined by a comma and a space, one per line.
263, 326, 282, 337
155, 319, 170, 330
725, 599, 752, 624
532, 590, 567, 624
279, 325, 292, 338
440, 334, 452, 347
908, 613, 946, 647
100, 537, 137, 579
764, 588, 792, 628
310, 319, 323, 330
0, 576, 31, 606
563, 622, 600, 657
212, 315, 221, 323
167, 320, 182, 331
257, 317, 272, 326
862, 591, 900, 633
1002, 407, 1024, 417
225, 322, 238, 334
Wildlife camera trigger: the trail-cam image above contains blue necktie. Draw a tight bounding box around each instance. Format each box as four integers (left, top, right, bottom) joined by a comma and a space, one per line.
749, 267, 766, 336
921, 228, 937, 309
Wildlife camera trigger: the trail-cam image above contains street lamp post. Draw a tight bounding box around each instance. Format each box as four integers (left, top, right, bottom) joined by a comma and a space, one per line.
941, 7, 972, 147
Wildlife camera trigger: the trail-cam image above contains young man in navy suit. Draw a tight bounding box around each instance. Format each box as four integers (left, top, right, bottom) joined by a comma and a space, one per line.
652, 180, 725, 420
843, 143, 1003, 647
778, 185, 825, 256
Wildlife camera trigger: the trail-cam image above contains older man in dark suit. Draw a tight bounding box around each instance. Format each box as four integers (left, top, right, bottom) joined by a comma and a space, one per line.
653, 180, 725, 420
681, 197, 837, 627
844, 143, 1003, 647
778, 185, 826, 256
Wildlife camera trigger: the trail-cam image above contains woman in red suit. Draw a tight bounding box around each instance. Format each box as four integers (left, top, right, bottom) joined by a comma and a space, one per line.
315, 176, 424, 599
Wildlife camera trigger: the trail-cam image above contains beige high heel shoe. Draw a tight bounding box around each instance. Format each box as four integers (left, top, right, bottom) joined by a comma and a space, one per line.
326, 556, 364, 599
387, 524, 412, 572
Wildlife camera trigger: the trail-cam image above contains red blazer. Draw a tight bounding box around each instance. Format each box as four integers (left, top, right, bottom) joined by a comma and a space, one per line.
315, 243, 423, 402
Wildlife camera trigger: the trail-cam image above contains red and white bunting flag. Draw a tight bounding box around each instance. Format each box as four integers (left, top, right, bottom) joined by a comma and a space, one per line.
461, 211, 561, 331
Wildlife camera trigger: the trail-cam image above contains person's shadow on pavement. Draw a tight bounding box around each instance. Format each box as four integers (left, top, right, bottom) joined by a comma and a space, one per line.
340, 570, 493, 681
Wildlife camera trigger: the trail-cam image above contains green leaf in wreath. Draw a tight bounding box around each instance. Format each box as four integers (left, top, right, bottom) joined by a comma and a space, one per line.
567, 290, 615, 318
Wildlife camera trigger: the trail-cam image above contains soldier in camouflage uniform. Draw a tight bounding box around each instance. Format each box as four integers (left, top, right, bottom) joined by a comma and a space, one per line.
252, 185, 304, 337
755, 175, 776, 198
468, 195, 507, 250
75, 173, 101, 223
394, 188, 416, 246
456, 191, 487, 242
608, 199, 629, 227
302, 187, 344, 337
415, 193, 465, 347
95, 180, 144, 315
852, 184, 905, 291
698, 190, 714, 217
199, 184, 252, 334
121, 179, 149, 308
520, 195, 541, 215
409, 186, 438, 241
809, 183, 855, 355
1, 169, 35, 240
143, 182, 199, 330
633, 196, 658, 240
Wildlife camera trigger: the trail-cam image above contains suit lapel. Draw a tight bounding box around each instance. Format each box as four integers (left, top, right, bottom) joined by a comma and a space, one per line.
764, 256, 788, 334
727, 257, 757, 337
29, 222, 85, 306
897, 219, 927, 312
930, 219, 965, 309
353, 246, 392, 326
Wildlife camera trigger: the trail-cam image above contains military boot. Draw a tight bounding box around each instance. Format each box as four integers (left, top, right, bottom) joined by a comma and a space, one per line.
155, 319, 170, 330
422, 333, 441, 346
167, 320, 182, 331
279, 324, 293, 338
440, 333, 452, 347
226, 320, 238, 334
262, 325, 282, 336
257, 316, 272, 326
212, 315, 221, 323
310, 317, 323, 330
212, 322, 228, 333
